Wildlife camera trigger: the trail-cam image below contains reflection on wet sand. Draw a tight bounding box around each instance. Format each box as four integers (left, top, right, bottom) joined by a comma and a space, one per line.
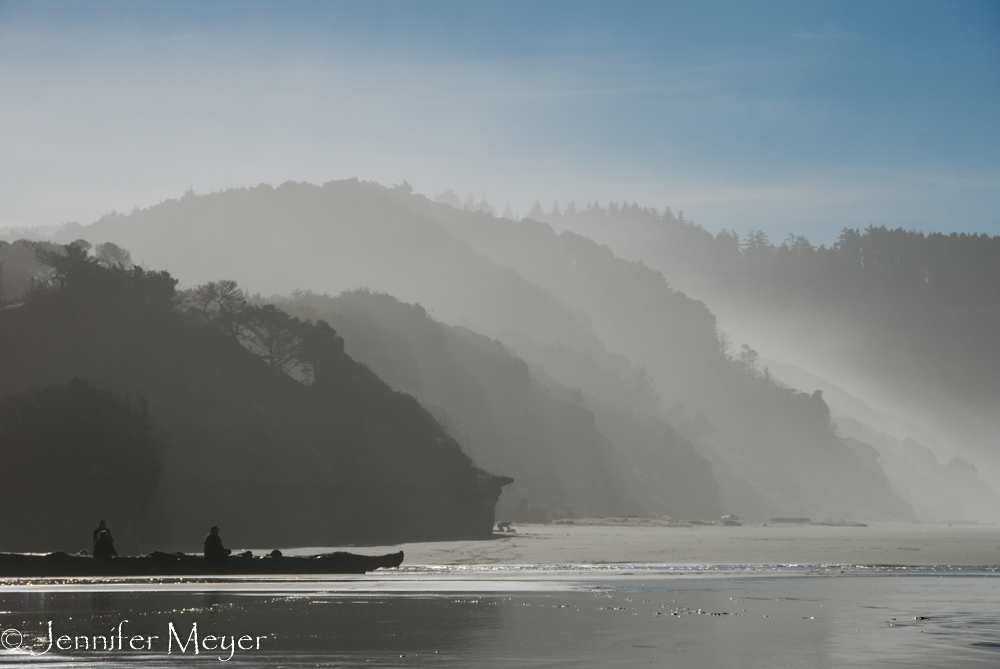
0, 589, 500, 665
1, 573, 998, 667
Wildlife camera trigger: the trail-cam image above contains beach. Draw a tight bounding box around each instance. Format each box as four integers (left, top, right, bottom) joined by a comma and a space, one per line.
1, 522, 999, 667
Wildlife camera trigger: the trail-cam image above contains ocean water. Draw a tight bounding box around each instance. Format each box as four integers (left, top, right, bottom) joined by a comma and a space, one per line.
1, 564, 999, 667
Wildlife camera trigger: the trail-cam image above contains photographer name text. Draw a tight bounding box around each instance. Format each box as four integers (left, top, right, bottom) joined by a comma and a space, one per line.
2, 620, 266, 662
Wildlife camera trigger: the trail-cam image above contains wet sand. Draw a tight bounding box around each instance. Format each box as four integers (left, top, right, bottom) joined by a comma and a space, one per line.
2, 572, 998, 667
2, 522, 999, 667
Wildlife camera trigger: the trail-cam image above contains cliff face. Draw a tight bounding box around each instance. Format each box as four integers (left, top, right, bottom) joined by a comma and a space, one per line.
0, 247, 509, 552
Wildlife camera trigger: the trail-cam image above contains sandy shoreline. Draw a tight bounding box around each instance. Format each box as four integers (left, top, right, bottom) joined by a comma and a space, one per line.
4, 522, 1000, 667
275, 521, 1000, 567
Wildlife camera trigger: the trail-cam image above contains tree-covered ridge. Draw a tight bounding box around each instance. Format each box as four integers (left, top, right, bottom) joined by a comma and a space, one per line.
550, 199, 1000, 455
0, 243, 509, 551
529, 197, 1000, 300
181, 279, 348, 383
55, 180, 914, 520
272, 288, 721, 520
762, 226, 999, 299
401, 190, 911, 519
527, 199, 1000, 518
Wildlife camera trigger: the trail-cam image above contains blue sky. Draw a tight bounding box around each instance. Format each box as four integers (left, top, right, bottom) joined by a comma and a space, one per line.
1, 1, 997, 242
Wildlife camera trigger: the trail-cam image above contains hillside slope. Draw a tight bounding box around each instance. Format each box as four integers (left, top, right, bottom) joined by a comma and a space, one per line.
275, 289, 720, 520
57, 180, 912, 520
0, 245, 508, 551
554, 205, 1000, 488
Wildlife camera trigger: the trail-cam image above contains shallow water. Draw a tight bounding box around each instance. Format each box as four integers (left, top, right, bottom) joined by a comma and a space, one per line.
2, 565, 999, 667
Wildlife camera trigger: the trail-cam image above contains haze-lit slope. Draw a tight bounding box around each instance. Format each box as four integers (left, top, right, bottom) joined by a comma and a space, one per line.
61, 180, 911, 520
555, 205, 1000, 497
765, 361, 1000, 524
274, 289, 720, 520
0, 246, 507, 550
392, 194, 912, 520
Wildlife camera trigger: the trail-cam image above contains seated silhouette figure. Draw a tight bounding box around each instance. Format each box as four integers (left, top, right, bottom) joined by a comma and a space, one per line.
93, 529, 118, 559
92, 520, 113, 548
204, 526, 232, 559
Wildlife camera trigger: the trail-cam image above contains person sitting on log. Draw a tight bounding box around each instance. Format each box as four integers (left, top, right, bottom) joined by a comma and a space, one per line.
93, 529, 118, 559
204, 526, 232, 559
92, 520, 113, 549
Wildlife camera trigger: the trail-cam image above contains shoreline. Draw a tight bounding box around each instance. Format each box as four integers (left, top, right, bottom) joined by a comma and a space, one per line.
267, 521, 1000, 568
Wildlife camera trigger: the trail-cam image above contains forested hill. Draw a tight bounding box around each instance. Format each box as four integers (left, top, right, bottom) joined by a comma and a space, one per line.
0, 244, 509, 552
50, 180, 912, 521
272, 289, 720, 521
550, 204, 1000, 479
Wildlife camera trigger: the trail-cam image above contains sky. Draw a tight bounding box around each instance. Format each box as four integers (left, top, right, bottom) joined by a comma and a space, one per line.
1, 0, 998, 243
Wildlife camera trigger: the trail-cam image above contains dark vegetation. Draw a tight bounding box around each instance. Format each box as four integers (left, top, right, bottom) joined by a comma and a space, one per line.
0, 379, 162, 553
0, 243, 509, 552
53, 180, 913, 520
272, 289, 719, 520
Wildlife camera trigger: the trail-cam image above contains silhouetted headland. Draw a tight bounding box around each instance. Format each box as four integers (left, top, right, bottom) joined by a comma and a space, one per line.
0, 243, 512, 551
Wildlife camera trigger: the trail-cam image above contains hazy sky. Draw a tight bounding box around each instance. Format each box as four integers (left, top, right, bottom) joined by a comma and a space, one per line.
2, 1, 997, 242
